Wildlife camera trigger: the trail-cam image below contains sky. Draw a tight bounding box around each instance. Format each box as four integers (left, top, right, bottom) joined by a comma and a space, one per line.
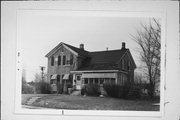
19, 13, 155, 82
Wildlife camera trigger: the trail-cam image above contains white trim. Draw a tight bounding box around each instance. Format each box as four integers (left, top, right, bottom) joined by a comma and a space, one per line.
70, 70, 119, 73
126, 50, 137, 68
45, 42, 63, 57
63, 44, 78, 56
82, 73, 116, 78
117, 50, 136, 69
70, 70, 128, 74
46, 43, 78, 57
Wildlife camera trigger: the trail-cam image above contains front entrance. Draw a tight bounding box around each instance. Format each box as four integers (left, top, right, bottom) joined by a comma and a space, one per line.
76, 75, 82, 90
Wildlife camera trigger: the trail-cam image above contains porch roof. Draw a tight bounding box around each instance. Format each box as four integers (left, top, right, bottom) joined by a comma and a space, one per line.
51, 74, 57, 79
63, 74, 69, 80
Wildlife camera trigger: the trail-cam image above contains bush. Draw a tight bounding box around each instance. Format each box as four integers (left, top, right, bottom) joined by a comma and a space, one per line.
81, 84, 100, 96
81, 85, 87, 95
127, 87, 142, 100
35, 82, 51, 94
22, 84, 35, 94
103, 83, 130, 99
57, 83, 63, 94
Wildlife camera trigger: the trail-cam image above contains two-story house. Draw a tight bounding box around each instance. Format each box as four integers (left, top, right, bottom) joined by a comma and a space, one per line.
45, 42, 136, 93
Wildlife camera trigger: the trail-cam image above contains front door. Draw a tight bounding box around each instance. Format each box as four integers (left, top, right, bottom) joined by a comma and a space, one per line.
76, 75, 82, 90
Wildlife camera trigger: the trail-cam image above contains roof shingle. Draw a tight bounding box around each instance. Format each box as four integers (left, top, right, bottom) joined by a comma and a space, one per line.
45, 42, 134, 71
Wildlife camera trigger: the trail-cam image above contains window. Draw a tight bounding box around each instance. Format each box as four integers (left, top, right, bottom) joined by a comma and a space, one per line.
57, 75, 60, 82
50, 75, 53, 84
95, 78, 98, 84
76, 75, 81, 81
84, 78, 88, 84
100, 78, 104, 84
127, 61, 130, 70
121, 59, 124, 69
89, 78, 93, 84
61, 47, 64, 52
111, 78, 115, 84
70, 55, 74, 65
63, 55, 66, 65
50, 79, 56, 84
58, 56, 61, 65
105, 78, 109, 84
51, 56, 54, 66
66, 60, 70, 64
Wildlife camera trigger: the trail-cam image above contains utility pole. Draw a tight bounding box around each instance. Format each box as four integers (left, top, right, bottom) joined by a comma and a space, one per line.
40, 66, 45, 82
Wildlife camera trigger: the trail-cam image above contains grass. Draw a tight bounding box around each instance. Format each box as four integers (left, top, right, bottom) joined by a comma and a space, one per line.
22, 94, 159, 111
21, 94, 48, 105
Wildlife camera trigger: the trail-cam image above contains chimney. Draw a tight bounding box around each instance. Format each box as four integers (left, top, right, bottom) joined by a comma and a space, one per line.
122, 42, 126, 50
106, 47, 108, 51
80, 44, 84, 50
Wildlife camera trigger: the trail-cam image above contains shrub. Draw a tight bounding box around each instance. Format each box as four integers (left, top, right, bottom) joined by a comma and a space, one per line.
66, 83, 73, 89
127, 87, 142, 100
22, 84, 35, 94
57, 83, 63, 94
35, 82, 51, 94
122, 84, 131, 98
103, 83, 130, 99
81, 85, 87, 95
81, 84, 100, 96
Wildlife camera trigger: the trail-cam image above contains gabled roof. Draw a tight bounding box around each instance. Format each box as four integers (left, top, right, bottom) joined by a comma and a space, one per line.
78, 63, 120, 71
45, 42, 90, 58
63, 43, 90, 58
45, 42, 136, 71
78, 49, 137, 71
89, 49, 128, 64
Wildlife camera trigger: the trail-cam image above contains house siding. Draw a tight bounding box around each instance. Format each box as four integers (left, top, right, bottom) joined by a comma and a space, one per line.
116, 52, 135, 85
46, 42, 136, 92
47, 45, 78, 84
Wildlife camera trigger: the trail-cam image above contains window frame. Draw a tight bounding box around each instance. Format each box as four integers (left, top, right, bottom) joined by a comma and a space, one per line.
51, 56, 54, 66
58, 55, 61, 66
63, 55, 66, 65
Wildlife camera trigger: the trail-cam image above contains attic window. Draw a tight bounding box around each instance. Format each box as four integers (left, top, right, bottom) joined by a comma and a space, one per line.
121, 59, 125, 69
127, 62, 130, 70
61, 47, 64, 52
66, 60, 70, 64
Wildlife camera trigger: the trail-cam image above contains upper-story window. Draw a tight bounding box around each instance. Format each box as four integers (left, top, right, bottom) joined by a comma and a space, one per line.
51, 56, 54, 66
61, 47, 64, 52
127, 61, 130, 70
63, 55, 66, 65
70, 54, 74, 65
58, 56, 61, 66
121, 59, 124, 69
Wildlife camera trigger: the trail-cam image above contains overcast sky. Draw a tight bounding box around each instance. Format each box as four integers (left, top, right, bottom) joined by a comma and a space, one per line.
19, 13, 155, 82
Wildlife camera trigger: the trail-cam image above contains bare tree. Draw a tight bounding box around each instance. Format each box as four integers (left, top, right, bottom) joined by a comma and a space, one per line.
131, 18, 161, 98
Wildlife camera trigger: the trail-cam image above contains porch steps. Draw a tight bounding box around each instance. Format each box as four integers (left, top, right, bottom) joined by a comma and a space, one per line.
26, 97, 41, 105
71, 90, 81, 96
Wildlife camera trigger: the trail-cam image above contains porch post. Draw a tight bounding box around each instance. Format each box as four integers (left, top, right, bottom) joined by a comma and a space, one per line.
73, 74, 76, 89
115, 72, 118, 84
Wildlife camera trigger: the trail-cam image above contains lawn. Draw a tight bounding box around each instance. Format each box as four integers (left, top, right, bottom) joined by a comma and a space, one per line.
22, 94, 159, 111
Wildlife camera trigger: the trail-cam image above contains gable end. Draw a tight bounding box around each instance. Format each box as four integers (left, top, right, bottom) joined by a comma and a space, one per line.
45, 42, 78, 58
